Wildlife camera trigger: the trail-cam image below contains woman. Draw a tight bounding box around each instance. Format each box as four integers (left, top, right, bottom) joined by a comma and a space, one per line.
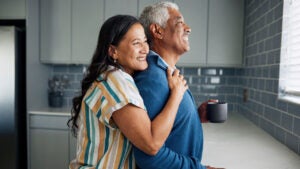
68, 15, 188, 169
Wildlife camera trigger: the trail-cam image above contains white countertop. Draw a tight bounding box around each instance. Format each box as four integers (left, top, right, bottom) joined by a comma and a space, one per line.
202, 112, 300, 169
28, 107, 71, 116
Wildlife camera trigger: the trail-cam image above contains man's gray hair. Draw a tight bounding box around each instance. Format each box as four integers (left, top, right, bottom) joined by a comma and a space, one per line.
139, 1, 179, 44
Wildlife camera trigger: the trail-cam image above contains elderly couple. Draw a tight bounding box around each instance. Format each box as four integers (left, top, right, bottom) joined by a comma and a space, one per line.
68, 1, 224, 169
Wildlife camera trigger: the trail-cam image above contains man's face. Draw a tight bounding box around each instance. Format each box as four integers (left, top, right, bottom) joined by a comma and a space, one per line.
162, 8, 191, 55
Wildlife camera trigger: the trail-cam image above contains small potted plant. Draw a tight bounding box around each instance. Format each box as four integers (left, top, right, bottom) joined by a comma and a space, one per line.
48, 75, 69, 107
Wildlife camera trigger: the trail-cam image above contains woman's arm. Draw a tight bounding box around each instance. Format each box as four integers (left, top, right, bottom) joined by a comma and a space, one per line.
112, 68, 187, 155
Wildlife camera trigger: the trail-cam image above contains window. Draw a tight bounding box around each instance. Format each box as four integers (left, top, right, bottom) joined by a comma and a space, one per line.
279, 0, 300, 104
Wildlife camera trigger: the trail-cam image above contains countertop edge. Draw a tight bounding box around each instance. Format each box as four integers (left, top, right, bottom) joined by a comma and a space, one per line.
28, 107, 71, 116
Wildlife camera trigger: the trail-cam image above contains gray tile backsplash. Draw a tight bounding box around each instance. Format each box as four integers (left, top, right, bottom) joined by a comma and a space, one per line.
240, 0, 299, 155
51, 66, 240, 114
49, 0, 299, 155
178, 67, 240, 113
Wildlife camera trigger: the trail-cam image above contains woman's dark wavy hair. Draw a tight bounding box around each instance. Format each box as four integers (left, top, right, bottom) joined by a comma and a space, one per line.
68, 15, 140, 136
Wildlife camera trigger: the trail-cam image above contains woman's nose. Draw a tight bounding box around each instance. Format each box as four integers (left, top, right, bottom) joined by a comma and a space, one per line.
142, 43, 149, 53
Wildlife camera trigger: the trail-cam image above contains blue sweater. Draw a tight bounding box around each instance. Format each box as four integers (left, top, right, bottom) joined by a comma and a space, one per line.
133, 51, 206, 169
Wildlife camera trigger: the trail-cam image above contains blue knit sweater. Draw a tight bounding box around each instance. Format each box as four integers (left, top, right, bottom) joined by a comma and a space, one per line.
133, 51, 206, 169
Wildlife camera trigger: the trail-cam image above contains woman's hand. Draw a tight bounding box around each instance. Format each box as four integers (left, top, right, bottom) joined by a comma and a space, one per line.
167, 68, 188, 99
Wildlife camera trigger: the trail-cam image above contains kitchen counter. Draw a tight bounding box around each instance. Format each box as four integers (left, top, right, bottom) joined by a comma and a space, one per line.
202, 112, 300, 169
28, 107, 71, 116
28, 109, 300, 168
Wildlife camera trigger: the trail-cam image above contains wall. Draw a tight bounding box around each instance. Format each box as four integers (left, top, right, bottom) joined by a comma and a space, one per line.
239, 0, 300, 155
27, 0, 51, 109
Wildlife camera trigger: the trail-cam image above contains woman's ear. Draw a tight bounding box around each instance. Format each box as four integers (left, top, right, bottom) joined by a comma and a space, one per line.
108, 45, 118, 59
149, 24, 163, 39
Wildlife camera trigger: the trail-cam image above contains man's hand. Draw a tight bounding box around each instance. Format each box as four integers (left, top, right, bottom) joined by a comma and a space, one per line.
198, 99, 218, 123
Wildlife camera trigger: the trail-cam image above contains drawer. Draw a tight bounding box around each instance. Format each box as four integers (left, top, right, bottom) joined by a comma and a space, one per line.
29, 114, 69, 130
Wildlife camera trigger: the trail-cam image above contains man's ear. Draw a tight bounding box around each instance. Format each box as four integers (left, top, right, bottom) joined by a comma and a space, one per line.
108, 45, 118, 59
150, 24, 163, 39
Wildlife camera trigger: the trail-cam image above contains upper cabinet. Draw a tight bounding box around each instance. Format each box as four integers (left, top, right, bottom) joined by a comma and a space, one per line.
40, 0, 72, 64
175, 0, 208, 67
0, 0, 26, 19
176, 0, 244, 67
138, 0, 169, 15
207, 0, 244, 67
40, 0, 103, 64
38, 0, 244, 67
104, 0, 138, 19
71, 0, 104, 64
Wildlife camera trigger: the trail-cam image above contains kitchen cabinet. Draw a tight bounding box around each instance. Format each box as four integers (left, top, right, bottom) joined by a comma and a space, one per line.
175, 0, 208, 67
40, 0, 71, 64
138, 0, 173, 15
0, 0, 26, 19
104, 0, 138, 19
176, 0, 243, 67
139, 0, 243, 67
40, 0, 104, 64
40, 0, 138, 64
71, 0, 104, 64
28, 112, 76, 169
207, 0, 244, 67
39, 0, 243, 67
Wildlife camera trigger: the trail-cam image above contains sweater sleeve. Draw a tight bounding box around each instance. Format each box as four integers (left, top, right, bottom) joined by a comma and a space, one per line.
133, 145, 206, 169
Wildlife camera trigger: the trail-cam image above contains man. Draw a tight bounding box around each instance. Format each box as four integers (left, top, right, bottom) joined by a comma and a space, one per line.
133, 1, 223, 169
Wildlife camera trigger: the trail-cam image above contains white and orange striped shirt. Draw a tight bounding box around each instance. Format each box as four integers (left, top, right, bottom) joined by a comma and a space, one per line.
69, 66, 146, 169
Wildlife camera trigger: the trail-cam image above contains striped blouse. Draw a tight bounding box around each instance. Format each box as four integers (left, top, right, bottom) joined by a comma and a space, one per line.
69, 66, 146, 169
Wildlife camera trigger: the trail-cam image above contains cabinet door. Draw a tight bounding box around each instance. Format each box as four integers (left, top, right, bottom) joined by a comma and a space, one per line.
69, 132, 77, 162
0, 0, 26, 19
40, 0, 71, 64
104, 0, 138, 19
175, 0, 208, 67
207, 0, 244, 67
71, 0, 104, 64
29, 129, 69, 169
138, 0, 171, 15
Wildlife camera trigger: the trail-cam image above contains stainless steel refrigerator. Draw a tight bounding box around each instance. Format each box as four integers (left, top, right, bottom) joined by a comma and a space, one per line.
0, 25, 27, 168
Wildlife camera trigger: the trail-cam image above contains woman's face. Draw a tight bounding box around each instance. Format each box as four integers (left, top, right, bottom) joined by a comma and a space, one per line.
110, 23, 149, 75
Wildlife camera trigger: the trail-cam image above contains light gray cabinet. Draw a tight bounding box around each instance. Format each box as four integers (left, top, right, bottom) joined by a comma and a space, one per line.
139, 0, 243, 67
0, 0, 26, 19
28, 113, 76, 169
207, 0, 244, 67
30, 129, 69, 169
175, 0, 208, 67
40, 0, 104, 64
71, 0, 104, 64
104, 0, 138, 19
176, 0, 243, 67
40, 0, 71, 64
138, 0, 173, 15
39, 0, 243, 67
